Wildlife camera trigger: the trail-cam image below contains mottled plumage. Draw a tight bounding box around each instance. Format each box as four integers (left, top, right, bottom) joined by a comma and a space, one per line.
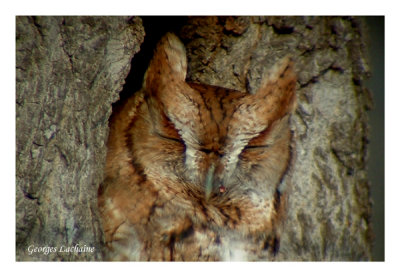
98, 33, 296, 261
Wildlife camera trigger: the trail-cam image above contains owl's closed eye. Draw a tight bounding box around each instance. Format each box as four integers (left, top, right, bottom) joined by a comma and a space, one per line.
98, 32, 296, 261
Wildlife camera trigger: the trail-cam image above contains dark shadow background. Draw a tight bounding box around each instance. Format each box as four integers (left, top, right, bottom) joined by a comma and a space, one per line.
116, 16, 385, 261
113, 16, 188, 113
364, 16, 384, 261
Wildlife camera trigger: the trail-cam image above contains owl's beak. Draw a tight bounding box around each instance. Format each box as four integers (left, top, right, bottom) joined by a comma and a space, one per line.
204, 164, 215, 201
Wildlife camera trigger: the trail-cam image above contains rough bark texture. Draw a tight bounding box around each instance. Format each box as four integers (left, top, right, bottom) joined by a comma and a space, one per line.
16, 16, 145, 261
180, 16, 372, 261
16, 16, 372, 261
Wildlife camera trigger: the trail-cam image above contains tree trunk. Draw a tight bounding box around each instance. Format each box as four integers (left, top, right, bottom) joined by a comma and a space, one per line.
16, 16, 144, 261
180, 16, 372, 261
16, 16, 372, 261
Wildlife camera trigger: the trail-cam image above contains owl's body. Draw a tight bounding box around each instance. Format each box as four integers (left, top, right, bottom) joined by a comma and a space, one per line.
98, 33, 296, 261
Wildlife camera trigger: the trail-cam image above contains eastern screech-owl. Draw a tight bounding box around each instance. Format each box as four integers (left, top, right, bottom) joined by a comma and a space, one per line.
98, 33, 296, 261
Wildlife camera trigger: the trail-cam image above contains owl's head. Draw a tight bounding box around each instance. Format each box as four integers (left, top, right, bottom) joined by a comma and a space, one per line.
129, 33, 296, 204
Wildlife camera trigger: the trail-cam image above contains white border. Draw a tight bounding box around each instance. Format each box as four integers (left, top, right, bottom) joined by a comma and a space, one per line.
3, 1, 399, 276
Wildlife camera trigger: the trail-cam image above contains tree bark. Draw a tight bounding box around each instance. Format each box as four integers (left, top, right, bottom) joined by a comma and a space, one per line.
180, 16, 372, 261
16, 16, 372, 261
16, 16, 144, 261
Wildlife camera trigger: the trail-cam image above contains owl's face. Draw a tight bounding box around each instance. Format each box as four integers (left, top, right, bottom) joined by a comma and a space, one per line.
128, 73, 294, 205
101, 33, 297, 260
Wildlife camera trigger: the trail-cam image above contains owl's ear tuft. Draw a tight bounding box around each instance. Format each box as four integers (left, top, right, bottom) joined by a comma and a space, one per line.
143, 33, 187, 91
258, 57, 296, 91
256, 57, 297, 115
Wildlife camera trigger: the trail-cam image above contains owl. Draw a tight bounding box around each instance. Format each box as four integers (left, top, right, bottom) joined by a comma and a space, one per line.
98, 33, 297, 261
